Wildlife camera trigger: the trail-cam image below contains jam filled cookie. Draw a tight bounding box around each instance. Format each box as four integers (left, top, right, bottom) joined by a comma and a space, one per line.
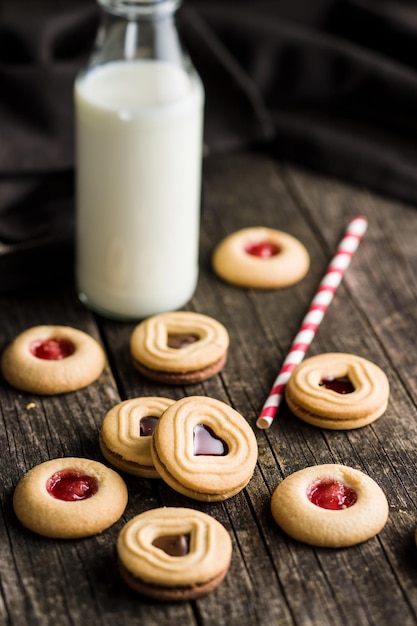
271, 464, 389, 547
1, 325, 106, 395
117, 507, 232, 601
151, 396, 258, 501
99, 397, 176, 478
212, 226, 310, 289
130, 311, 229, 385
13, 457, 128, 539
285, 352, 389, 429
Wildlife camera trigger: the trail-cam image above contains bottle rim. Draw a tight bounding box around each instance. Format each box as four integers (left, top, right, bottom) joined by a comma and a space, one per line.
97, 0, 182, 15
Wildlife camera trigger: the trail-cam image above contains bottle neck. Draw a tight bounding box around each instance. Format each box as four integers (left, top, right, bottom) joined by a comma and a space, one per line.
97, 0, 181, 19
85, 0, 189, 71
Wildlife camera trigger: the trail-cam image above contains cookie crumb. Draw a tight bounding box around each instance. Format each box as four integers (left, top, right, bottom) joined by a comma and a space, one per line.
26, 402, 36, 410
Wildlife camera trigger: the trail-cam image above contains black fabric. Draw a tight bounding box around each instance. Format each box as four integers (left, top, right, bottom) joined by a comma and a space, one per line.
183, 0, 417, 203
2, 0, 417, 290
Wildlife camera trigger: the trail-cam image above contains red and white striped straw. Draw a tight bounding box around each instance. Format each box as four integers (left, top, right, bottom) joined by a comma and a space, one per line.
256, 215, 368, 430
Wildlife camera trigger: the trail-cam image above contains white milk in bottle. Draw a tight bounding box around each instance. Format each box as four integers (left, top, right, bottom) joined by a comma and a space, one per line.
74, 0, 204, 319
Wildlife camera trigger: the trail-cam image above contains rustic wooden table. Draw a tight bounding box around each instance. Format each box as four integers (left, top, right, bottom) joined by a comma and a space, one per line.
1, 151, 417, 626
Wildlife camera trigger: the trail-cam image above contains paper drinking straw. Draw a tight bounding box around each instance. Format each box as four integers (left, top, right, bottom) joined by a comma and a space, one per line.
256, 215, 368, 430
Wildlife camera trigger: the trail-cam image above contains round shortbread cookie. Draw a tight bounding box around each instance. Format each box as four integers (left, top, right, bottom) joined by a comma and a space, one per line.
99, 397, 176, 478
13, 457, 128, 539
212, 226, 310, 289
117, 507, 232, 601
271, 464, 389, 547
285, 352, 389, 429
1, 325, 106, 395
130, 311, 229, 385
151, 396, 258, 501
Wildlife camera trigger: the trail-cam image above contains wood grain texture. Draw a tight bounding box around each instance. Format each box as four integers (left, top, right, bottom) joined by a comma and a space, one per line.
1, 151, 417, 625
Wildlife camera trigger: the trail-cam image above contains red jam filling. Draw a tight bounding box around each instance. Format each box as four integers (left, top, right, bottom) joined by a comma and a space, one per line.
152, 534, 190, 557
244, 240, 281, 258
193, 424, 228, 456
46, 469, 98, 501
319, 375, 355, 394
140, 416, 159, 437
30, 337, 75, 360
167, 333, 199, 349
307, 478, 357, 510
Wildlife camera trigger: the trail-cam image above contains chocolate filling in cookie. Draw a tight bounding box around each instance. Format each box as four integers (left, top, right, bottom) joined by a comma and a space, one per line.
152, 534, 190, 556
319, 375, 355, 394
140, 416, 159, 437
167, 333, 199, 349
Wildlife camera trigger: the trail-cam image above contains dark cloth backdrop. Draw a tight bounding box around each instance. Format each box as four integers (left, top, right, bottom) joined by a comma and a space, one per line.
1, 0, 417, 291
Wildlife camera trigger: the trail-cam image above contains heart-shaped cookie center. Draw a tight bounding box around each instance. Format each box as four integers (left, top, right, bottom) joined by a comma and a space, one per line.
193, 424, 228, 456
152, 534, 190, 556
139, 416, 158, 437
167, 333, 199, 349
319, 375, 355, 394
307, 478, 357, 510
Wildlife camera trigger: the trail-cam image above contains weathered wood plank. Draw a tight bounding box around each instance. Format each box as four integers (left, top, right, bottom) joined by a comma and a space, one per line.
1, 151, 417, 625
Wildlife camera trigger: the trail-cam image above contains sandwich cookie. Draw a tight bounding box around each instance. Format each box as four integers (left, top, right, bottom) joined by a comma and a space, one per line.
285, 352, 389, 429
151, 395, 258, 501
117, 507, 232, 601
130, 311, 229, 385
99, 396, 176, 478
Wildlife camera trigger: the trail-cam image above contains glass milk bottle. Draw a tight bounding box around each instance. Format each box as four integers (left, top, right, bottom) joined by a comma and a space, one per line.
74, 0, 204, 319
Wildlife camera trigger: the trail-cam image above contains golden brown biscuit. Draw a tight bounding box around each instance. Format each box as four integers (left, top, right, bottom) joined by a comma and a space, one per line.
1, 325, 106, 394
212, 226, 310, 289
130, 311, 229, 385
13, 457, 128, 539
151, 396, 258, 501
99, 397, 176, 478
271, 464, 389, 547
117, 507, 232, 601
285, 352, 389, 429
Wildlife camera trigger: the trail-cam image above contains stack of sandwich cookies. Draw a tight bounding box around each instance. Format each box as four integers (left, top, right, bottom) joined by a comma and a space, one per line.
285, 353, 389, 429
151, 396, 258, 501
130, 311, 229, 385
271, 464, 389, 547
99, 397, 176, 478
117, 507, 232, 601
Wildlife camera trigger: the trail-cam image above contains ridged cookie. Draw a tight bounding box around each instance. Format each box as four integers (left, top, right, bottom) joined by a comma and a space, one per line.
151, 396, 258, 501
99, 397, 175, 478
285, 352, 389, 429
117, 507, 232, 601
130, 311, 229, 384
